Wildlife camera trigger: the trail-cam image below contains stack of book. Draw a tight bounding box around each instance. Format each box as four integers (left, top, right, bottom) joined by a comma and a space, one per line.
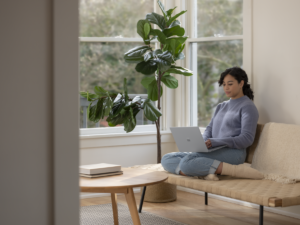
80, 163, 123, 178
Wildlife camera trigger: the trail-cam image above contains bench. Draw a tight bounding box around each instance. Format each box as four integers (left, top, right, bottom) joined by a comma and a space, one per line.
135, 123, 300, 225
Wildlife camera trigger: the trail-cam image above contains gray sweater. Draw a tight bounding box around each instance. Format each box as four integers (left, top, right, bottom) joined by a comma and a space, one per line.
202, 95, 259, 149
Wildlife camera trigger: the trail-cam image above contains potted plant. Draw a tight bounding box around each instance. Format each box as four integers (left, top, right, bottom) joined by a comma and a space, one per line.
81, 0, 192, 164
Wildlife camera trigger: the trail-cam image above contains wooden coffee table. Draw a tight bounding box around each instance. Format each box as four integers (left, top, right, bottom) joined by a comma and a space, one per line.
80, 168, 168, 225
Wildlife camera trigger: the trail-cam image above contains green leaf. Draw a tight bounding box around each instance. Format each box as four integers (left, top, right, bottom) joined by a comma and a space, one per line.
163, 25, 185, 37
107, 112, 126, 127
149, 29, 166, 44
80, 92, 98, 101
166, 7, 177, 17
95, 98, 105, 121
169, 20, 181, 28
137, 20, 151, 44
141, 76, 156, 89
87, 102, 92, 119
168, 39, 176, 55
144, 51, 153, 62
103, 97, 113, 116
135, 60, 157, 75
124, 45, 151, 63
110, 94, 126, 118
144, 35, 157, 43
161, 74, 178, 89
132, 96, 142, 104
144, 23, 151, 38
142, 99, 162, 121
145, 12, 166, 30
166, 36, 188, 45
152, 51, 174, 72
166, 66, 193, 76
94, 86, 107, 97
147, 79, 163, 101
165, 37, 187, 55
157, 0, 168, 23
124, 95, 142, 110
124, 107, 136, 133
167, 10, 187, 26
153, 49, 163, 56
174, 52, 185, 61
89, 104, 99, 122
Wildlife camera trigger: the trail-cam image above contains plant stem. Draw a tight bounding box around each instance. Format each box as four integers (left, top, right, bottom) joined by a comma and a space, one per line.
156, 70, 162, 163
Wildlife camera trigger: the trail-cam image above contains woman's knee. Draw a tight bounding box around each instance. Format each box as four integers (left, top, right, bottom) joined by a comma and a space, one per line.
180, 156, 211, 175
161, 152, 183, 168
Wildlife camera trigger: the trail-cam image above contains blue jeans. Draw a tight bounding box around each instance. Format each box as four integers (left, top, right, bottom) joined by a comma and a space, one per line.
161, 147, 246, 176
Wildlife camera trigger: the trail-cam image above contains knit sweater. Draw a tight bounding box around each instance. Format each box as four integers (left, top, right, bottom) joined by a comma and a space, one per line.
202, 95, 259, 150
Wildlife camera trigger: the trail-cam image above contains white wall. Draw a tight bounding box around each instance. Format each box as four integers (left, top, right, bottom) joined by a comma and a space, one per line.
80, 133, 177, 166
0, 1, 79, 225
252, 0, 300, 216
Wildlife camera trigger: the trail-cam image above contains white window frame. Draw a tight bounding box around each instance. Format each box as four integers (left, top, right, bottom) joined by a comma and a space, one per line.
182, 0, 252, 132
79, 0, 163, 136
79, 0, 252, 136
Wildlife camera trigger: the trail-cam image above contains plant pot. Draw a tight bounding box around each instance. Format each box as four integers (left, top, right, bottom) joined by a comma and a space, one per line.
141, 182, 177, 203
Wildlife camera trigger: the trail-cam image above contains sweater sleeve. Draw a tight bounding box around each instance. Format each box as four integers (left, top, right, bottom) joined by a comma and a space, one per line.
209, 104, 259, 149
202, 104, 220, 141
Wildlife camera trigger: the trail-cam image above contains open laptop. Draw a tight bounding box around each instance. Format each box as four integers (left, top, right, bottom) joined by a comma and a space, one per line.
170, 127, 227, 152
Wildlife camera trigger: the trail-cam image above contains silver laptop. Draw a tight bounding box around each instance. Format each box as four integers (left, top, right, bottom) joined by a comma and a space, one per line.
170, 127, 227, 152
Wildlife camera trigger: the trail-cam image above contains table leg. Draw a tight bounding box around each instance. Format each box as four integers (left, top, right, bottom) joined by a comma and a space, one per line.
125, 187, 141, 225
111, 193, 119, 225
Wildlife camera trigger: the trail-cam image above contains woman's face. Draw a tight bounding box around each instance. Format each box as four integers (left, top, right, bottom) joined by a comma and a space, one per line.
222, 74, 244, 99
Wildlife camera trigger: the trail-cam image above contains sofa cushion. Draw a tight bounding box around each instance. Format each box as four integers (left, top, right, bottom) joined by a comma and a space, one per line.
164, 171, 300, 207
251, 122, 300, 181
129, 164, 300, 207
245, 123, 265, 164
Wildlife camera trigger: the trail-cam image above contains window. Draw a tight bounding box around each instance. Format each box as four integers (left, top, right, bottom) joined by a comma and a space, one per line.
79, 0, 252, 135
186, 0, 251, 130
79, 0, 158, 135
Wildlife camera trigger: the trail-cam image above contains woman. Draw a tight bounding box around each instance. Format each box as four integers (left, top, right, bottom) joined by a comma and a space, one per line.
161, 67, 264, 180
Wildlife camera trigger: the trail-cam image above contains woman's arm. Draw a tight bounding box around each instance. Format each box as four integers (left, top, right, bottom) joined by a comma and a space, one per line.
202, 119, 213, 141
202, 104, 221, 141
209, 104, 259, 149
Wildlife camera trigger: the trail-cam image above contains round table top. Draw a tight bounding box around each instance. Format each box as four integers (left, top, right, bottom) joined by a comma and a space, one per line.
80, 168, 168, 192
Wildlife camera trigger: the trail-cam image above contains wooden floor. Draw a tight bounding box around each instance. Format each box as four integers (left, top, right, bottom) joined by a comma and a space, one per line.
81, 190, 300, 225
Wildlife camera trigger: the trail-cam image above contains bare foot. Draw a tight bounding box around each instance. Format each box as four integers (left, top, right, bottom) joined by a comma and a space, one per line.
179, 171, 187, 176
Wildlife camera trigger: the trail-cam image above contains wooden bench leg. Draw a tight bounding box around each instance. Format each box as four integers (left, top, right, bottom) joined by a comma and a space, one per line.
205, 192, 208, 205
259, 205, 264, 225
138, 186, 147, 213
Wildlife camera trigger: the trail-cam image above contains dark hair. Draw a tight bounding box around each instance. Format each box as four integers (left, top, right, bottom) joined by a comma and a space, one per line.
218, 66, 254, 101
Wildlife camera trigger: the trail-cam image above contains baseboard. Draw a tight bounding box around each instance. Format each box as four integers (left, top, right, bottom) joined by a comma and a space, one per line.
80, 187, 141, 199
177, 186, 300, 220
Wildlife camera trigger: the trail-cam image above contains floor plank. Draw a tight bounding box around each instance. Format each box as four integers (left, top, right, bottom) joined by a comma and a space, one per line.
81, 190, 300, 225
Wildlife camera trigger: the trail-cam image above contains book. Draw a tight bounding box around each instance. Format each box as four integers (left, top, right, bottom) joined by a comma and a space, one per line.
80, 171, 123, 178
79, 163, 121, 175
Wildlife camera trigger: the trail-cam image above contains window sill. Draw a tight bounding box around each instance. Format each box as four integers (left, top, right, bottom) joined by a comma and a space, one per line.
80, 130, 174, 149
79, 127, 206, 149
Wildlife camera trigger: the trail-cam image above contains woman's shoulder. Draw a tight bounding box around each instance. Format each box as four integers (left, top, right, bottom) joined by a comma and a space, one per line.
240, 98, 259, 115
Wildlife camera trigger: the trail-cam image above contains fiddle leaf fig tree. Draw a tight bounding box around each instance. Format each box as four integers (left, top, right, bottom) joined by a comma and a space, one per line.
81, 0, 193, 163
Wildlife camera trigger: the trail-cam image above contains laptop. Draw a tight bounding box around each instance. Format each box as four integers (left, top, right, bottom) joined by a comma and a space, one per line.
170, 127, 227, 152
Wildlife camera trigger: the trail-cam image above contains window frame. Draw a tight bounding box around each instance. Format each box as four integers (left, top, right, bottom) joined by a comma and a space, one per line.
79, 0, 252, 136
79, 0, 161, 136
183, 0, 252, 130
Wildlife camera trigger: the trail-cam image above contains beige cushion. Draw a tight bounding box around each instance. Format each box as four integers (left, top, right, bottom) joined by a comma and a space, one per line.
163, 171, 300, 207
251, 122, 300, 180
130, 164, 300, 207
245, 123, 265, 164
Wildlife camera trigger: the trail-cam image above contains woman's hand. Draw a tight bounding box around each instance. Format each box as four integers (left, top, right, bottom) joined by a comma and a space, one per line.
205, 139, 212, 148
